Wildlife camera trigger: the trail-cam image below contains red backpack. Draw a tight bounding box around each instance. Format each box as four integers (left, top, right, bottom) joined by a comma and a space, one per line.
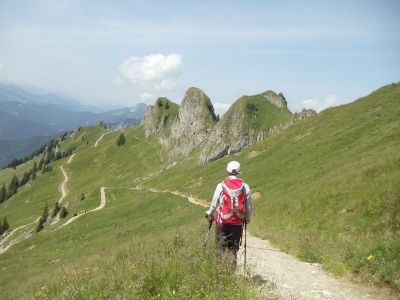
218, 178, 246, 225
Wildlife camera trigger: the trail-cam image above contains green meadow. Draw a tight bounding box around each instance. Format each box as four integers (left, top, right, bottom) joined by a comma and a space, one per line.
143, 83, 400, 289
0, 83, 399, 297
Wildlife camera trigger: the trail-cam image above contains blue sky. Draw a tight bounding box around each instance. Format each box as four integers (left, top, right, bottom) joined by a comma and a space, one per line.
0, 0, 399, 114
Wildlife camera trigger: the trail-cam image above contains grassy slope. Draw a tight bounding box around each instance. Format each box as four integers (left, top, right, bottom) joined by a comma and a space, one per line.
143, 83, 400, 289
0, 125, 261, 299
154, 97, 179, 134
233, 94, 293, 130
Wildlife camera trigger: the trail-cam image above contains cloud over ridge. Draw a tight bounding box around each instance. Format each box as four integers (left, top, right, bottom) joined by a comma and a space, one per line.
120, 53, 182, 100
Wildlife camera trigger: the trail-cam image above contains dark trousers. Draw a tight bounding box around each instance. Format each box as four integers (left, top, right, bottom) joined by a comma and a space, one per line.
216, 223, 243, 258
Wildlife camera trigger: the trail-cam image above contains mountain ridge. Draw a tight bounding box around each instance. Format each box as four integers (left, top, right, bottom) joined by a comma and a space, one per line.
142, 87, 316, 162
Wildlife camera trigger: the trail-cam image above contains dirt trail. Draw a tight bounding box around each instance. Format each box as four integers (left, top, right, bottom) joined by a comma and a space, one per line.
58, 187, 107, 228
0, 217, 40, 252
94, 132, 110, 147
133, 187, 394, 300
67, 153, 76, 164
58, 140, 109, 229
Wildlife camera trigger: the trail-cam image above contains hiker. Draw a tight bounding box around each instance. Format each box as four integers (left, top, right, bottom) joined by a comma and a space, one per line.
205, 161, 252, 262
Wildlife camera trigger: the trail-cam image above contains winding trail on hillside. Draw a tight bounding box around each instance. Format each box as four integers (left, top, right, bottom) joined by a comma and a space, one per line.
58, 187, 107, 229
0, 216, 40, 254
51, 154, 76, 225
56, 133, 112, 229
59, 167, 68, 203
0, 152, 78, 253
130, 186, 393, 300
95, 132, 110, 147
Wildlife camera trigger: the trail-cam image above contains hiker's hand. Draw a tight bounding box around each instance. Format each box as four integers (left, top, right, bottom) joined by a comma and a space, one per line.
205, 211, 214, 223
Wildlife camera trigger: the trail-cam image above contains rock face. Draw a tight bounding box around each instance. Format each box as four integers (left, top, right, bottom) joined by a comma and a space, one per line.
294, 108, 317, 120
261, 90, 288, 108
166, 87, 217, 156
141, 87, 317, 163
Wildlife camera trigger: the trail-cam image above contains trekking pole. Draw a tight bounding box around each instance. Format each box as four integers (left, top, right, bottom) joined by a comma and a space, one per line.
204, 221, 213, 247
244, 222, 247, 271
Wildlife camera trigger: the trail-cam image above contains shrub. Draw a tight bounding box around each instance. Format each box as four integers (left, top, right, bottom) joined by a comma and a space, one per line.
116, 133, 126, 146
60, 207, 68, 219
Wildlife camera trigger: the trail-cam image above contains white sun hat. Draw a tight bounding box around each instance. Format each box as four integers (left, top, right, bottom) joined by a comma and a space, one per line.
227, 161, 241, 174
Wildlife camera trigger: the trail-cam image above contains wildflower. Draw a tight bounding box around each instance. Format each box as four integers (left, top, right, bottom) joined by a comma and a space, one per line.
173, 289, 176, 295
367, 255, 374, 261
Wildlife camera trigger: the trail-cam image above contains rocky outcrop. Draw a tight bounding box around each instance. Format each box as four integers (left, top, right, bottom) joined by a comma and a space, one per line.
294, 108, 317, 120
141, 88, 317, 164
164, 87, 217, 156
261, 90, 288, 108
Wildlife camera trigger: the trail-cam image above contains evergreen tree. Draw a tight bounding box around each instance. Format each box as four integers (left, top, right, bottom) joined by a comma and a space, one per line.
35, 220, 44, 233
8, 174, 19, 197
36, 204, 49, 233
38, 157, 45, 170
40, 203, 49, 224
20, 172, 31, 186
0, 184, 6, 204
51, 202, 61, 218
116, 133, 126, 146
55, 151, 62, 160
2, 217, 9, 233
60, 206, 68, 218
42, 165, 52, 173
32, 162, 37, 180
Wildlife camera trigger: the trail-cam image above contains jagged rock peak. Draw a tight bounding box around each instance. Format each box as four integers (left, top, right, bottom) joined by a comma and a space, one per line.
261, 90, 288, 108
171, 87, 217, 139
180, 87, 217, 118
168, 87, 217, 155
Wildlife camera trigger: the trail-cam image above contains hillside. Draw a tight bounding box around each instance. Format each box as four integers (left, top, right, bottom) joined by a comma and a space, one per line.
142, 82, 400, 290
0, 125, 262, 299
0, 83, 399, 298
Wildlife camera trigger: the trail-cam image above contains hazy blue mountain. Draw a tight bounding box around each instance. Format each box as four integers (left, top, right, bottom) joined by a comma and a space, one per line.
0, 83, 147, 167
0, 83, 98, 112
0, 110, 55, 140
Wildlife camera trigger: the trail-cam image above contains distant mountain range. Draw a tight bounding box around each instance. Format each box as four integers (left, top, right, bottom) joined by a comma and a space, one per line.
0, 83, 147, 167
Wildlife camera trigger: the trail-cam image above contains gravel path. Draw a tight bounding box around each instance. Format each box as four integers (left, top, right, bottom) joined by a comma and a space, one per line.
0, 216, 40, 254
94, 132, 110, 147
58, 187, 107, 229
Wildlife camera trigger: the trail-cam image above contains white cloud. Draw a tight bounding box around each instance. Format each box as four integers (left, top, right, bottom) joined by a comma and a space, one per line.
140, 92, 153, 101
120, 53, 181, 88
0, 62, 3, 70
302, 94, 338, 112
119, 53, 182, 103
214, 102, 231, 117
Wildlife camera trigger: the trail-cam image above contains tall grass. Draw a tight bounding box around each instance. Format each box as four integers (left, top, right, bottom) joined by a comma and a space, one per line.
31, 225, 261, 300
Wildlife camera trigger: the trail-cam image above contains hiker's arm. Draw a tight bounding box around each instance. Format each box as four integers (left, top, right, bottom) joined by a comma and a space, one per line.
245, 183, 252, 224
207, 183, 222, 218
